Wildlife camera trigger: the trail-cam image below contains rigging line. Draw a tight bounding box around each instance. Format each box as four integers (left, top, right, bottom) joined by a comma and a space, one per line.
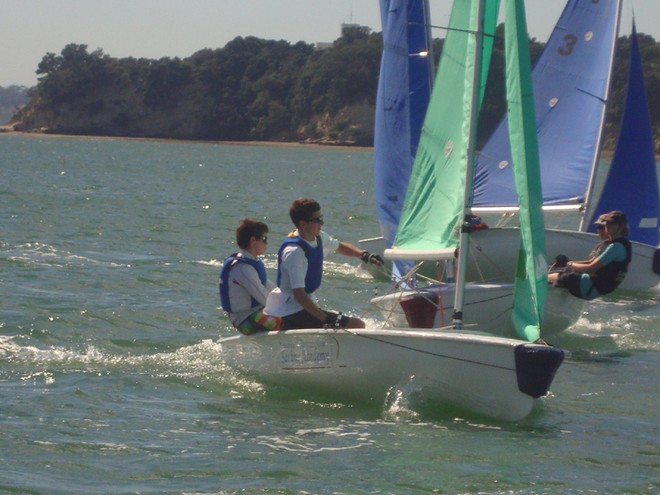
337, 328, 516, 372
467, 236, 511, 281
409, 21, 502, 41
575, 86, 608, 103
394, 287, 512, 311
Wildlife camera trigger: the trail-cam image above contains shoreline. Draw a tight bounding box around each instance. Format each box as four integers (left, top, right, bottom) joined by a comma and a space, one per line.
5, 129, 659, 161
0, 129, 373, 152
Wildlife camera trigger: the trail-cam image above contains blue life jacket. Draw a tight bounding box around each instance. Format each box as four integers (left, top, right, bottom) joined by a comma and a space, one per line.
276, 235, 323, 294
219, 254, 267, 313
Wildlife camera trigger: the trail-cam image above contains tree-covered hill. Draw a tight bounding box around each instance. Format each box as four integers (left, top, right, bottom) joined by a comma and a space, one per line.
0, 85, 30, 124
8, 26, 660, 152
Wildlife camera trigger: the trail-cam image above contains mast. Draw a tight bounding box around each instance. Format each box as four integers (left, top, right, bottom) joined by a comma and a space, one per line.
452, 0, 486, 328
422, 0, 435, 85
579, 0, 623, 231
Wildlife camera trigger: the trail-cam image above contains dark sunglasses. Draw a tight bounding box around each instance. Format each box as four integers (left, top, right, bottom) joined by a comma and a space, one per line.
596, 224, 606, 230
259, 235, 268, 243
307, 215, 324, 224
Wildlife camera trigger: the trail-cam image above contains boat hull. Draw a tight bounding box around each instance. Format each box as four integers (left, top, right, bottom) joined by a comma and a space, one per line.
371, 282, 583, 335
469, 228, 659, 291
360, 228, 659, 291
219, 328, 564, 421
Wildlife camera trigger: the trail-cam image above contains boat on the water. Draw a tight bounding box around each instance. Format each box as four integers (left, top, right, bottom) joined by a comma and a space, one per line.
371, 282, 583, 336
363, 0, 659, 292
219, 327, 564, 421
469, 2, 659, 291
586, 22, 659, 270
219, 0, 565, 421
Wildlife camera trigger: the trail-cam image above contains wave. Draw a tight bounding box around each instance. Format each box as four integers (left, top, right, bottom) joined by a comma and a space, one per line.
0, 242, 129, 268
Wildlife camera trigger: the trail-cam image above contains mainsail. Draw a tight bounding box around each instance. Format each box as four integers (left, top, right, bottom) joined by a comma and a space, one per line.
587, 23, 660, 246
391, 0, 499, 257
374, 0, 434, 265
473, 0, 622, 209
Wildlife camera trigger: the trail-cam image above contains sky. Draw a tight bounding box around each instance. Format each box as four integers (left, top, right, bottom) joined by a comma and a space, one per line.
2, 0, 658, 87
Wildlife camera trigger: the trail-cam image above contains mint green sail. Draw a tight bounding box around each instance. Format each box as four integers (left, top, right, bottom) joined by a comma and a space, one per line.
393, 0, 499, 253
389, 0, 545, 341
504, 0, 547, 341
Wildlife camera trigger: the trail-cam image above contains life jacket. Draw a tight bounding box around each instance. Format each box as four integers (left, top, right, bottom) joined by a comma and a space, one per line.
590, 238, 632, 295
219, 253, 267, 313
588, 240, 608, 260
276, 234, 323, 294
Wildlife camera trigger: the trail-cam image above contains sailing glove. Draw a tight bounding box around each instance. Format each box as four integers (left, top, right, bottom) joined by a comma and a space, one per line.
360, 250, 384, 266
324, 312, 350, 328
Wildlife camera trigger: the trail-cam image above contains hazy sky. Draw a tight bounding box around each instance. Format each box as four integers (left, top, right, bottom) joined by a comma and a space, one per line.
2, 0, 658, 87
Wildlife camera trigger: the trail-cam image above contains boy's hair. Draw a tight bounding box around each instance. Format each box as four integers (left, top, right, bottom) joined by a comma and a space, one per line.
289, 197, 320, 226
236, 218, 268, 249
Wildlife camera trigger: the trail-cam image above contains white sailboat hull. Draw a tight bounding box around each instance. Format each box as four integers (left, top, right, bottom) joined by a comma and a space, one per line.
218, 328, 564, 421
371, 282, 583, 335
360, 228, 659, 291
470, 228, 659, 291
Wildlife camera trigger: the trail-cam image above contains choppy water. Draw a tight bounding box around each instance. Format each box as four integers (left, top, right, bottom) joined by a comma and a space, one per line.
0, 134, 658, 494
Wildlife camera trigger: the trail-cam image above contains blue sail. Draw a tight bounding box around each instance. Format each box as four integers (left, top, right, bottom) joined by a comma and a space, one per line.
588, 24, 660, 246
473, 0, 621, 207
374, 0, 433, 272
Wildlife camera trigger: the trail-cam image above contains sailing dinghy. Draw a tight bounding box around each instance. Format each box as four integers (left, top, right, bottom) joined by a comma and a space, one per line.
586, 23, 659, 274
469, 0, 659, 291
219, 0, 564, 421
369, 0, 582, 335
364, 0, 658, 292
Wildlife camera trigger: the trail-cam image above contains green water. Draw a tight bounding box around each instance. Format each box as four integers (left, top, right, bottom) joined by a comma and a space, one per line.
0, 134, 657, 494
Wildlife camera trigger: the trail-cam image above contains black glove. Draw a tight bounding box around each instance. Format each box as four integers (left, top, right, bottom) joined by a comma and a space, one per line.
360, 251, 384, 266
324, 312, 350, 328
548, 253, 571, 274
554, 254, 569, 267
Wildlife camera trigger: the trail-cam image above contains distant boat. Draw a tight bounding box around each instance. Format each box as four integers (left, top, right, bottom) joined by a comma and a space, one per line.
469, 4, 659, 291
219, 0, 564, 422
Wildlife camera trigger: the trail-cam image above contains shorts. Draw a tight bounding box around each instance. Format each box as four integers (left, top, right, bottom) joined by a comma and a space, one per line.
281, 309, 331, 330
556, 270, 598, 300
236, 309, 283, 336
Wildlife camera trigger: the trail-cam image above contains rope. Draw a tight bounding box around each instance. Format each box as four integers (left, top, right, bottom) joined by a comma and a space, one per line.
338, 327, 517, 372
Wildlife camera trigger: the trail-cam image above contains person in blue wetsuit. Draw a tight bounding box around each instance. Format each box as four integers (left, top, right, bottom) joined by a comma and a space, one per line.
548, 210, 632, 300
219, 218, 282, 335
264, 197, 383, 330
